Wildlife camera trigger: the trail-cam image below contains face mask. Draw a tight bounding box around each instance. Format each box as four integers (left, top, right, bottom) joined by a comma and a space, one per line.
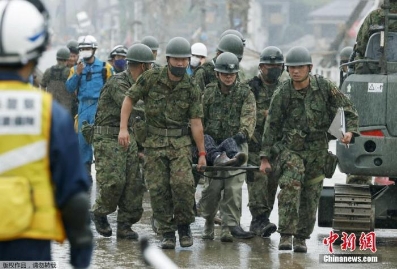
265, 67, 282, 83
190, 56, 201, 68
114, 59, 126, 70
169, 64, 186, 77
80, 50, 93, 60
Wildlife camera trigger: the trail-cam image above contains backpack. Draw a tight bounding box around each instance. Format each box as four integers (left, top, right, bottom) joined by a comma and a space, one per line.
46, 66, 74, 112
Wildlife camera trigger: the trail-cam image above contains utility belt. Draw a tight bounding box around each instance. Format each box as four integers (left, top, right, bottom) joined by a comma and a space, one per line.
147, 125, 190, 137
94, 126, 121, 135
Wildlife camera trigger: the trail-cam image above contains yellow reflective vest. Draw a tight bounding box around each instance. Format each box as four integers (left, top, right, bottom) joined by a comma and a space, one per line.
0, 82, 65, 242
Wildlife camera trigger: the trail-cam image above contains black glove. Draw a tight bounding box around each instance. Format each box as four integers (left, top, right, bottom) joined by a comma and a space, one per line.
233, 132, 246, 145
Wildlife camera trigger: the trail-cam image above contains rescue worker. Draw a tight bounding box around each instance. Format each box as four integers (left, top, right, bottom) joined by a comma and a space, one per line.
118, 37, 206, 249
0, 0, 92, 267
108, 45, 128, 73
40, 47, 74, 116
193, 33, 244, 91
141, 35, 162, 68
66, 39, 79, 68
245, 46, 283, 238
259, 46, 359, 253
187, 42, 207, 76
200, 52, 256, 242
66, 35, 113, 180
91, 44, 154, 239
354, 0, 397, 74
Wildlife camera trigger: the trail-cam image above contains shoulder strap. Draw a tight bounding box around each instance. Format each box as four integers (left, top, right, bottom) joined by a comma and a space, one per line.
314, 74, 329, 104
102, 62, 106, 85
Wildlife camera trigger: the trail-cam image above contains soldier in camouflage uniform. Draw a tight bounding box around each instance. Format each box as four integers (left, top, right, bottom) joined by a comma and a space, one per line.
245, 46, 284, 238
91, 44, 154, 239
141, 35, 162, 69
354, 0, 397, 74
41, 47, 74, 116
200, 52, 256, 242
259, 46, 359, 253
119, 37, 206, 249
193, 34, 245, 91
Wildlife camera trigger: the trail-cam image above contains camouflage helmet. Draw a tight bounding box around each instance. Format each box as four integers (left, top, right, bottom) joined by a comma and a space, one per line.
56, 47, 71, 61
217, 34, 244, 60
66, 39, 79, 54
285, 46, 312, 66
126, 44, 155, 63
214, 52, 239, 73
260, 46, 284, 64
165, 37, 191, 58
339, 46, 353, 62
141, 35, 159, 51
220, 29, 246, 46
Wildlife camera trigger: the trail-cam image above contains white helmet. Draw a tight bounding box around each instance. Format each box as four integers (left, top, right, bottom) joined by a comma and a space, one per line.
0, 0, 49, 65
191, 42, 207, 57
78, 35, 98, 49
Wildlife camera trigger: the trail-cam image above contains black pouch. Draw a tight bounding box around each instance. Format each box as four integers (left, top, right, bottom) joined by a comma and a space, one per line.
81, 121, 94, 144
324, 151, 338, 178
134, 116, 147, 144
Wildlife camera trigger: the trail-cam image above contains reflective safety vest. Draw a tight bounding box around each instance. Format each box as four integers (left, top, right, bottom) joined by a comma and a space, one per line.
0, 82, 65, 242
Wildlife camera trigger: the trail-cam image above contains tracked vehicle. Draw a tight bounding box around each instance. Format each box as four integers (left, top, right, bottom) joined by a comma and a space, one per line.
318, 0, 397, 233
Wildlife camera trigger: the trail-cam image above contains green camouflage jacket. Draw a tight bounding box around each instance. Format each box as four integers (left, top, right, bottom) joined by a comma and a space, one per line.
193, 57, 245, 91
355, 3, 397, 57
260, 75, 359, 158
95, 70, 135, 127
245, 76, 280, 152
203, 81, 256, 143
126, 66, 203, 148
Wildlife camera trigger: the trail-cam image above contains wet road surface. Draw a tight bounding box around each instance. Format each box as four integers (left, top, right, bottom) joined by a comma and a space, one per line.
52, 141, 397, 268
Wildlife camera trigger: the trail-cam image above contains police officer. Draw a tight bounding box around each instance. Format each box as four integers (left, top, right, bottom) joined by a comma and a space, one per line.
108, 45, 128, 73
200, 52, 256, 242
245, 46, 284, 238
118, 37, 206, 249
0, 1, 92, 267
91, 44, 154, 239
259, 46, 359, 253
141, 35, 162, 68
66, 35, 114, 180
40, 47, 74, 116
193, 34, 244, 91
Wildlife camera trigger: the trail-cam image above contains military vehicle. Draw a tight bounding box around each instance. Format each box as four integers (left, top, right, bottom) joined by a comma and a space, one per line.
318, 0, 397, 235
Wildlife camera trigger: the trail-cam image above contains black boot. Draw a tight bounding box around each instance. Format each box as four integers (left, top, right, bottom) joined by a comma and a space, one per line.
229, 226, 254, 239
117, 222, 138, 240
92, 213, 112, 237
161, 232, 176, 249
250, 214, 277, 238
177, 225, 193, 247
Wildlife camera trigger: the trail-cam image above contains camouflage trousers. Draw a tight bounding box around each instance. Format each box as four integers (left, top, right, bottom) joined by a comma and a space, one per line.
144, 145, 196, 234
276, 148, 327, 239
199, 143, 248, 226
92, 133, 145, 225
247, 151, 278, 219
